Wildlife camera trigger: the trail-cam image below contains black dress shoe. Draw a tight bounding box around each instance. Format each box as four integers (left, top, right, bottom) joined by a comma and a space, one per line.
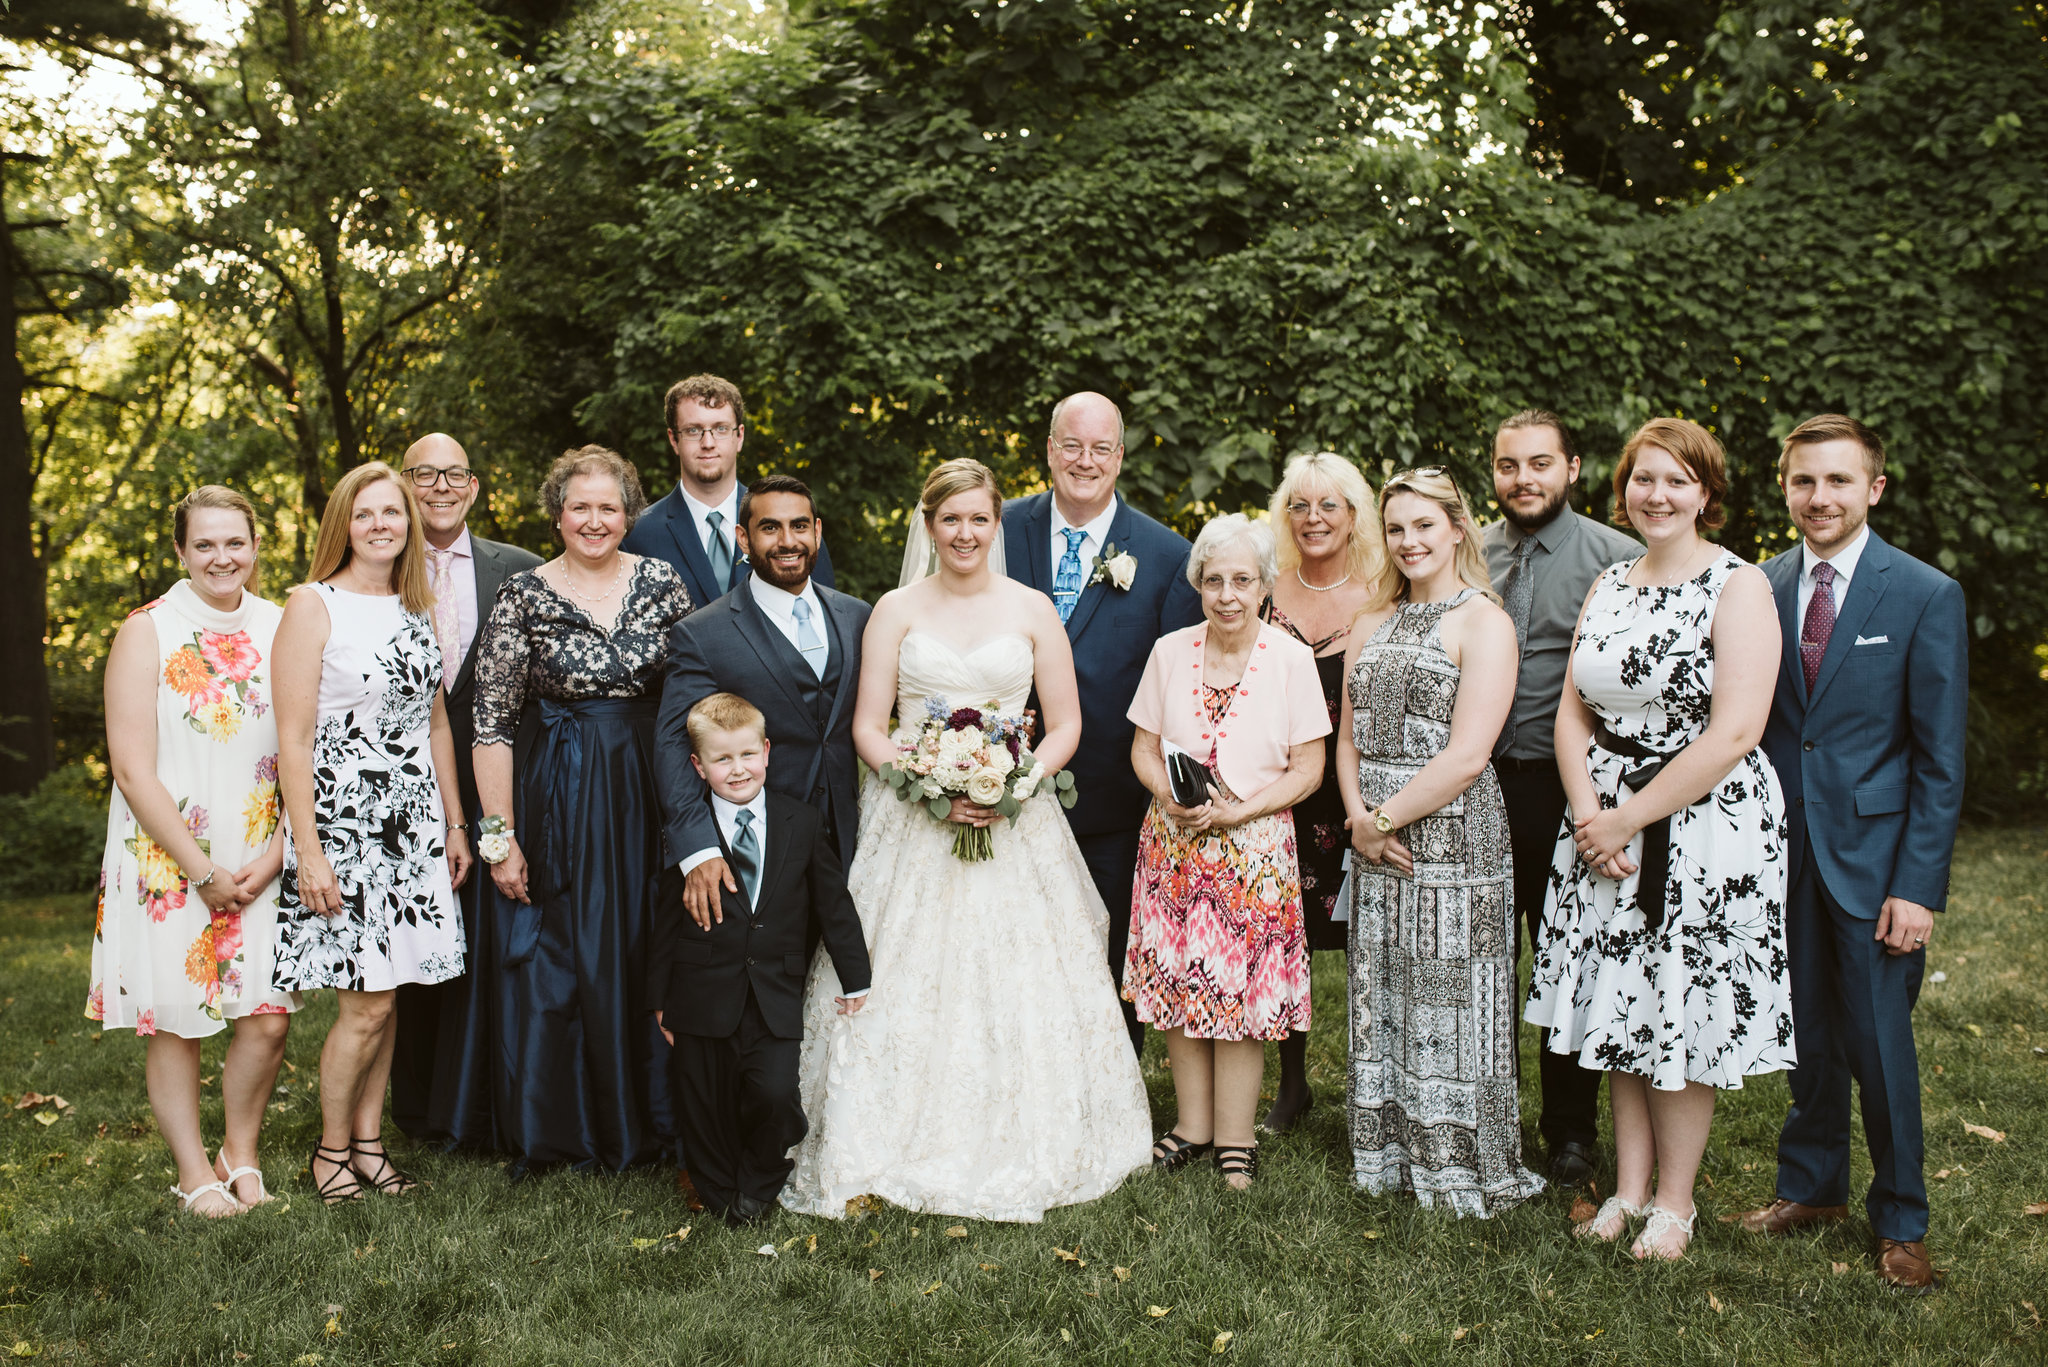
724, 1194, 772, 1227
1548, 1142, 1597, 1186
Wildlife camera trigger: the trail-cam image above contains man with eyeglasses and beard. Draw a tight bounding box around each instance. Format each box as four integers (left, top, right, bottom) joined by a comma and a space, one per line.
1482, 409, 1639, 1188
389, 433, 541, 1151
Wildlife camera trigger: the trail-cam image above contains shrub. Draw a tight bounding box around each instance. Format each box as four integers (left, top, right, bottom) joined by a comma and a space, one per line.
0, 764, 108, 899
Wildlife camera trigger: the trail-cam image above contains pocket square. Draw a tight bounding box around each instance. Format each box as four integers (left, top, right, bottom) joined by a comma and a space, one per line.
1855, 634, 1889, 645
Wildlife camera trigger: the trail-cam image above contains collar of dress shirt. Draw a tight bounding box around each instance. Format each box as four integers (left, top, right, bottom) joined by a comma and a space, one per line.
431, 526, 474, 562
708, 790, 768, 847
749, 573, 820, 623
1802, 521, 1870, 586
1052, 496, 1120, 555
681, 485, 741, 538
1501, 506, 1578, 555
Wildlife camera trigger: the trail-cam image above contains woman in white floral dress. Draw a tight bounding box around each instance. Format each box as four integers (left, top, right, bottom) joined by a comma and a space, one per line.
89, 487, 302, 1218
1525, 419, 1793, 1261
272, 462, 473, 1204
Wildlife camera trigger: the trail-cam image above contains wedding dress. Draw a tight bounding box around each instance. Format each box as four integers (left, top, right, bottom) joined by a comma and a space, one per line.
780, 630, 1155, 1222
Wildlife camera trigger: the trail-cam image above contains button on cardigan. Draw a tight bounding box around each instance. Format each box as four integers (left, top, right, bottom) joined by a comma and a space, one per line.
1127, 620, 1331, 800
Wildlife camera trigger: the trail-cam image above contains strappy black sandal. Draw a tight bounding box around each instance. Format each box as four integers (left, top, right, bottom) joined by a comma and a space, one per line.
349, 1135, 420, 1196
1215, 1144, 1260, 1190
1150, 1131, 1214, 1172
308, 1142, 363, 1205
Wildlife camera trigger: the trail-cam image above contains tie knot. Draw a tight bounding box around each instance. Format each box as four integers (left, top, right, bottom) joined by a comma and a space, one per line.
1813, 561, 1836, 586
791, 598, 811, 622
707, 510, 724, 531
735, 808, 753, 832
1514, 535, 1536, 562
1062, 528, 1087, 551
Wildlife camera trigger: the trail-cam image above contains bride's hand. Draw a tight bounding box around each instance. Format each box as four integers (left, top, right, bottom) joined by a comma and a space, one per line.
945, 797, 999, 828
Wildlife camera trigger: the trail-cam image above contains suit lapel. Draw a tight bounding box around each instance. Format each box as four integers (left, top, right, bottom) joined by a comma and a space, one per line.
451, 537, 513, 698
659, 493, 719, 607
1806, 534, 1891, 711
752, 798, 803, 913
1767, 550, 1805, 709
1062, 497, 1129, 642
728, 588, 812, 719
817, 588, 861, 739
1020, 497, 1054, 595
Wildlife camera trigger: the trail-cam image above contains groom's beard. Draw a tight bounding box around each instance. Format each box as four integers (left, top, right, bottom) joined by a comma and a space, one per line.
751, 545, 818, 590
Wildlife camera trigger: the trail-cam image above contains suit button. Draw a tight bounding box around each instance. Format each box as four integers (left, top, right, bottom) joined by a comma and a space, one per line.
1802, 741, 1815, 751
1796, 797, 1805, 807
745, 956, 755, 966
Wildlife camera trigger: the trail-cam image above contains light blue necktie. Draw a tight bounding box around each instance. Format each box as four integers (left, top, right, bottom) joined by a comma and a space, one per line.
705, 510, 734, 594
791, 597, 827, 679
731, 808, 760, 907
1054, 527, 1087, 623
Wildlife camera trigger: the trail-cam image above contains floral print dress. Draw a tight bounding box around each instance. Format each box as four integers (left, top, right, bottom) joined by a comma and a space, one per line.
273, 584, 463, 992
87, 580, 301, 1037
1524, 554, 1795, 1090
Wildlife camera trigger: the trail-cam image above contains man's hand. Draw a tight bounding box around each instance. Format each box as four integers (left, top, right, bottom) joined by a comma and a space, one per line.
1876, 896, 1936, 956
655, 1009, 674, 1048
835, 995, 866, 1016
682, 857, 735, 930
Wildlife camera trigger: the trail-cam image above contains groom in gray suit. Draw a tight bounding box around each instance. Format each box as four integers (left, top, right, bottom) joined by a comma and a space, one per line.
656, 474, 870, 924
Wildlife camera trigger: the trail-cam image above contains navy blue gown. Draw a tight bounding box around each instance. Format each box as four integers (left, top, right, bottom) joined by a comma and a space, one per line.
468, 559, 691, 1171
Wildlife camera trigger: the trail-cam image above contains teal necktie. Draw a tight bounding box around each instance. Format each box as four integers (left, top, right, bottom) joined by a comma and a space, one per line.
705, 510, 734, 594
731, 808, 760, 907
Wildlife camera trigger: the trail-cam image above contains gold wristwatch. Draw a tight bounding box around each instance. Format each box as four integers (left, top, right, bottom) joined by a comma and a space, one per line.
1372, 808, 1395, 834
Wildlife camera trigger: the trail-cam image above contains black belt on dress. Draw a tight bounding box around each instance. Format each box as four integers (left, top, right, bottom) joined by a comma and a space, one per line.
1591, 722, 1704, 935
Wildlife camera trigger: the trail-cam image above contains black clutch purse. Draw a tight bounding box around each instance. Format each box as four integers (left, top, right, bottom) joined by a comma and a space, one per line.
1166, 748, 1214, 809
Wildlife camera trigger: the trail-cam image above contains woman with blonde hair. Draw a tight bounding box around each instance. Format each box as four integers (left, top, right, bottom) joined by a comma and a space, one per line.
1337, 467, 1543, 1216
271, 461, 472, 1203
88, 486, 302, 1217
1257, 451, 1386, 1133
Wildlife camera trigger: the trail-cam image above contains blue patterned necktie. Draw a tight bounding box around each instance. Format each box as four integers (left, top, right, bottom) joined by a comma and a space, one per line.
705, 510, 734, 594
1054, 527, 1087, 623
731, 808, 760, 907
791, 597, 827, 679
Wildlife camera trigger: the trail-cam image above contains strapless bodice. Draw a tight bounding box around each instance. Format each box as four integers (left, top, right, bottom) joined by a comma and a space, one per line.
895, 631, 1035, 720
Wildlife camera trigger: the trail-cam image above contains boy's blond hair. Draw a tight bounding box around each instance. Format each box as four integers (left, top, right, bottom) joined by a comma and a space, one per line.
686, 692, 768, 756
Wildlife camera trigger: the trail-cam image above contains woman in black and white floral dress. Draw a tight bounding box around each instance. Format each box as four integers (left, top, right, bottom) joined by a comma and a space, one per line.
1526, 418, 1793, 1261
274, 462, 473, 1204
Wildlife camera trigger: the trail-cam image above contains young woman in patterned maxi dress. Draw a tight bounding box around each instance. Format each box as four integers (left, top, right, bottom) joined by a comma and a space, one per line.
89, 486, 302, 1217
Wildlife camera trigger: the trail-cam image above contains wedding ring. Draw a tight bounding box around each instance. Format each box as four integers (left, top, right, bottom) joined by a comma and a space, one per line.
1913, 937, 1924, 944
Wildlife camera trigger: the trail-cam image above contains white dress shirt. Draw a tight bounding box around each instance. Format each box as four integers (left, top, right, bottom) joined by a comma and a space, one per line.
1050, 497, 1119, 583
682, 484, 742, 568
706, 789, 865, 997
1798, 523, 1871, 622
430, 527, 480, 689
749, 575, 830, 678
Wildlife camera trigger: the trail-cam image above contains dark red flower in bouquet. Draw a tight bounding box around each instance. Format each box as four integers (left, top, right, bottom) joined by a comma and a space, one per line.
947, 707, 983, 730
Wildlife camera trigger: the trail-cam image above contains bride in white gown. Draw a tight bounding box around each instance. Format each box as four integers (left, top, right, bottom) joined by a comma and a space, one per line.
780, 458, 1154, 1222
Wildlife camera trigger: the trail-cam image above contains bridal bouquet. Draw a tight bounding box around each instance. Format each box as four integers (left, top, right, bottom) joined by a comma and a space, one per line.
877, 696, 1078, 862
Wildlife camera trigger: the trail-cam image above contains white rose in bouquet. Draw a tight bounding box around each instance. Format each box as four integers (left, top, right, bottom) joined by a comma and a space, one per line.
966, 767, 1009, 806
1012, 760, 1048, 801
920, 779, 946, 801
982, 745, 1017, 777
937, 727, 982, 768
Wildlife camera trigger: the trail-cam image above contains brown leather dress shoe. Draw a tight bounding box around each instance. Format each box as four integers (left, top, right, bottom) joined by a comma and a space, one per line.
675, 1168, 706, 1213
1876, 1238, 1941, 1294
1735, 1198, 1851, 1234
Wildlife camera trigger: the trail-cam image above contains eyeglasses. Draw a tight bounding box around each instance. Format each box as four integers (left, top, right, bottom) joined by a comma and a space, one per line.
404, 466, 473, 488
1286, 498, 1346, 518
1054, 440, 1120, 461
1199, 573, 1261, 594
676, 424, 739, 442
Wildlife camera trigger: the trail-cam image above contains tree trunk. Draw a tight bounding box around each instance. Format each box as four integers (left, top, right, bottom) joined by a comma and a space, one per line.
0, 181, 57, 794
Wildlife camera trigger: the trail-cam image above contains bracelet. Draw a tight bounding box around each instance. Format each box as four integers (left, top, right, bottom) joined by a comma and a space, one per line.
190, 865, 218, 890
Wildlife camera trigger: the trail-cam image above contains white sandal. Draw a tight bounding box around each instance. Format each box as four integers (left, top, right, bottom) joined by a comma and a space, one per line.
171, 1179, 242, 1218
214, 1153, 272, 1206
1574, 1195, 1646, 1243
1631, 1204, 1697, 1261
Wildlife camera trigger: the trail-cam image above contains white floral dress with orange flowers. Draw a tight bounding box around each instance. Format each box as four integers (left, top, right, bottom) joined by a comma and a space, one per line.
86, 579, 302, 1038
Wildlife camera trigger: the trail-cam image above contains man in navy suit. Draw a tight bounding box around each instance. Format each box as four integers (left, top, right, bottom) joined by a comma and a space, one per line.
1002, 392, 1204, 1053
1736, 414, 1966, 1294
622, 373, 834, 604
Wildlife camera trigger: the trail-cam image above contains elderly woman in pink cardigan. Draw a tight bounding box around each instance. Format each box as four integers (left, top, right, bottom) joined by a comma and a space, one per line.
1126, 513, 1331, 1190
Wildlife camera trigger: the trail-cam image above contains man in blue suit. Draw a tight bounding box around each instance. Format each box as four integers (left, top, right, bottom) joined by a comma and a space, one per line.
1737, 414, 1966, 1294
622, 374, 834, 604
1002, 392, 1204, 1053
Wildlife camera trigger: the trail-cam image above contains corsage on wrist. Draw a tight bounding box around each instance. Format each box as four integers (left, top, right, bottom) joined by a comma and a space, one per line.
477, 815, 514, 865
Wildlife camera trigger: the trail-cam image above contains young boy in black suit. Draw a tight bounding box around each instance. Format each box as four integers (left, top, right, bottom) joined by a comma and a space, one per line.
651, 692, 872, 1225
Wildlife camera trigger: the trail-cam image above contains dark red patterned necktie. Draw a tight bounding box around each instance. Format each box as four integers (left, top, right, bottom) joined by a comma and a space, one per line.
1801, 561, 1837, 692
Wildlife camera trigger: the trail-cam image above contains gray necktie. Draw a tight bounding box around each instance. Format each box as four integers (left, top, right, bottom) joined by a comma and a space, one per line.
1495, 533, 1538, 757
731, 808, 760, 907
792, 598, 827, 679
705, 510, 734, 594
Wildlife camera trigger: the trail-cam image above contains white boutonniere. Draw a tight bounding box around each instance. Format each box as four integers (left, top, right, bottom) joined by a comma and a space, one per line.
1089, 543, 1138, 592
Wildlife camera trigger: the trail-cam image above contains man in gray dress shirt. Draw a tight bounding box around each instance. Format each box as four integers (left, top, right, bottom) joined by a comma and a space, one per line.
1483, 409, 1640, 1187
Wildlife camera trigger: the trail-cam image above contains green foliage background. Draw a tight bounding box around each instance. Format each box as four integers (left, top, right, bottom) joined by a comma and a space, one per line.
7, 0, 2047, 826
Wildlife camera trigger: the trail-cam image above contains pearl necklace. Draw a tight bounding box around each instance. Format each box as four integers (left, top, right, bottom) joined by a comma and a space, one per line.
559, 556, 627, 606
1295, 567, 1352, 593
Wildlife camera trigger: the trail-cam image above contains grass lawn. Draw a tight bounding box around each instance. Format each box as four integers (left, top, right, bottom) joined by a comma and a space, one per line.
1, 831, 2044, 1365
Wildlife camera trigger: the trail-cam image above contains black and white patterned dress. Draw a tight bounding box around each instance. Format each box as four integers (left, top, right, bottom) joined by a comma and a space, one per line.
274, 584, 463, 992
1347, 590, 1543, 1218
1524, 553, 1794, 1090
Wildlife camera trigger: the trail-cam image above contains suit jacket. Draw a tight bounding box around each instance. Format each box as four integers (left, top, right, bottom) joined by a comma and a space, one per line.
622, 488, 837, 611
1001, 492, 1205, 836
646, 793, 871, 1039
445, 534, 544, 815
1760, 531, 1968, 916
654, 579, 871, 870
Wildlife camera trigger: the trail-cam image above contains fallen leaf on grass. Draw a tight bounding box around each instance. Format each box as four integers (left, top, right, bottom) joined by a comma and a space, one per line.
323, 1316, 340, 1338
909, 1227, 920, 1238
630, 1239, 660, 1250
864, 1230, 881, 1248
1059, 1329, 1072, 1343
1708, 1292, 1724, 1314
1146, 1306, 1171, 1319
1934, 1168, 1961, 1180
212, 1302, 229, 1312
1964, 1122, 2007, 1143
2023, 1301, 2040, 1326
944, 1226, 967, 1238
781, 1236, 803, 1252
756, 1245, 776, 1258
1211, 1330, 1234, 1353
29, 1115, 54, 1129
1052, 1245, 1086, 1267
1135, 1217, 1158, 1233
2023, 1203, 2048, 1217
675, 1226, 691, 1242
1112, 1266, 1130, 1282
11, 1095, 67, 1113
806, 1233, 817, 1253
292, 1357, 320, 1367
352, 1241, 376, 1260
1452, 1327, 1468, 1341
868, 1269, 883, 1282
1831, 1262, 1850, 1275
978, 1263, 1001, 1272
921, 1280, 941, 1296
1583, 1329, 1603, 1342
8, 1344, 36, 1359
1361, 1231, 1380, 1241
236, 1354, 251, 1361
1568, 1197, 1597, 1224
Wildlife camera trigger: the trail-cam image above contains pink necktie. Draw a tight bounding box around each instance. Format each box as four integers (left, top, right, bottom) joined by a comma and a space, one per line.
427, 547, 462, 688
1801, 561, 1836, 693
